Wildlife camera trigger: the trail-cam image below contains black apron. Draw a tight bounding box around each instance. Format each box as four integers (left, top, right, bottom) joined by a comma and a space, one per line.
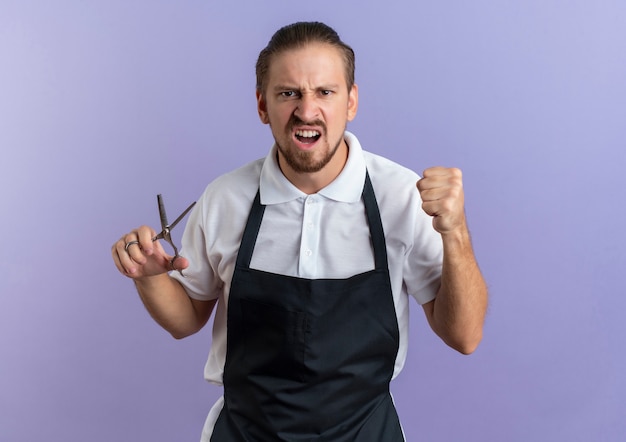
211, 173, 404, 441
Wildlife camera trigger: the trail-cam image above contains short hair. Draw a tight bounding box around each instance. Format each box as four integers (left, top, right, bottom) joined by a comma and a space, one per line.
255, 21, 355, 94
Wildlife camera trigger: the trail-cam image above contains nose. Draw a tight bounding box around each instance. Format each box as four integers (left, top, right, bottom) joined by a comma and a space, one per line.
294, 94, 319, 123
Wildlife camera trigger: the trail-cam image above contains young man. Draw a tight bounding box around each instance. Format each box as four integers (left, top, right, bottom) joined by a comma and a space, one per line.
112, 21, 487, 442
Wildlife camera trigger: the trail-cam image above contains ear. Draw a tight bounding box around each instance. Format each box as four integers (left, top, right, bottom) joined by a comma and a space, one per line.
256, 90, 270, 124
347, 83, 359, 122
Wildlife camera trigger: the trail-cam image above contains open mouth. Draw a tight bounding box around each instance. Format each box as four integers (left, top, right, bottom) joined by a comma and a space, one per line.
294, 129, 321, 144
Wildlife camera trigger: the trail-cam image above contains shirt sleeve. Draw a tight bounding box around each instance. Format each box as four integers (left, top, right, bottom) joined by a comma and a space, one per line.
170, 160, 263, 301
170, 188, 222, 301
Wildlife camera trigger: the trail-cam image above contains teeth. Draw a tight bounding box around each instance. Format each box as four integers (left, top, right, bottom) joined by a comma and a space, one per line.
295, 130, 320, 138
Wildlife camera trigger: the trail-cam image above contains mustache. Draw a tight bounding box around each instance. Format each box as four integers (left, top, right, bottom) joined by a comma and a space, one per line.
288, 116, 327, 133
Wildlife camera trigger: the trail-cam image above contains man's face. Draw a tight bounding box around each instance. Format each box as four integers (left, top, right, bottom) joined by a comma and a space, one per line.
256, 43, 358, 176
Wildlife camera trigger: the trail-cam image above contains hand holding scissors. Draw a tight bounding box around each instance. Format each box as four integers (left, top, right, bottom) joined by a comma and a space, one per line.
112, 195, 196, 278
152, 194, 196, 276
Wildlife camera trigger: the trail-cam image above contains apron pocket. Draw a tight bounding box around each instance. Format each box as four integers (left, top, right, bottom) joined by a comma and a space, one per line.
240, 297, 308, 382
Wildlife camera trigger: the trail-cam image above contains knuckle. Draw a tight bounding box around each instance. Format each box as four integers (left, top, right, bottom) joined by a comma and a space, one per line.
448, 175, 463, 188
442, 199, 455, 212
449, 186, 462, 199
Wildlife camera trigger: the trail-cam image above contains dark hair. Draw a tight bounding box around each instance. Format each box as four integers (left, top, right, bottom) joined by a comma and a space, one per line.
255, 22, 355, 94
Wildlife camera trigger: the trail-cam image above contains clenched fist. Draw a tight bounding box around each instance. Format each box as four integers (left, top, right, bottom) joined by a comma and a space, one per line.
416, 167, 466, 234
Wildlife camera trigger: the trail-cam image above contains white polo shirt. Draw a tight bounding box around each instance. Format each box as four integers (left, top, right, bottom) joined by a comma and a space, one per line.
172, 131, 443, 386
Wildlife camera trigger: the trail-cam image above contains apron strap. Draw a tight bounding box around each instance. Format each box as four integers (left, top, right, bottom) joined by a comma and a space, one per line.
362, 171, 389, 271
235, 190, 265, 269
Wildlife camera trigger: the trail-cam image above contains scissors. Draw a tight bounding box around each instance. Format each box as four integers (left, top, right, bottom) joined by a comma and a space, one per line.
152, 194, 196, 276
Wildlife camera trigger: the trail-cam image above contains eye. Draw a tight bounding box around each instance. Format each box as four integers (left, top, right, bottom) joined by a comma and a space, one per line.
320, 90, 333, 96
280, 91, 298, 98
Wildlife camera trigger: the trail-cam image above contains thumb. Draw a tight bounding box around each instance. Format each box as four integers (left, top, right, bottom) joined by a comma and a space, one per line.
170, 255, 190, 272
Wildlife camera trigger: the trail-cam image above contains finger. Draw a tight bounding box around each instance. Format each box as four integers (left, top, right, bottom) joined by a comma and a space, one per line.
121, 232, 146, 266
421, 196, 459, 216
419, 188, 443, 203
422, 166, 461, 178
420, 185, 462, 202
420, 200, 440, 217
111, 240, 129, 275
113, 236, 140, 275
136, 225, 157, 255
417, 168, 463, 192
417, 175, 448, 192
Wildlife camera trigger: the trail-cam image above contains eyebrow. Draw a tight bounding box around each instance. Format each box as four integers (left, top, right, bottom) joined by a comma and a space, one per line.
272, 84, 341, 92
272, 85, 296, 92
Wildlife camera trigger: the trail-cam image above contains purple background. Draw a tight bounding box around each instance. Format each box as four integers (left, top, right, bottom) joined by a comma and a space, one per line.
1, 1, 625, 441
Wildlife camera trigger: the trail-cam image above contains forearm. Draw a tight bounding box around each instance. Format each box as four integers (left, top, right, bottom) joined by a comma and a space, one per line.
429, 226, 488, 354
134, 274, 213, 339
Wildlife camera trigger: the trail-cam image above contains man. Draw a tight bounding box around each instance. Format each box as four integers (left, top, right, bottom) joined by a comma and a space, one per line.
112, 21, 487, 441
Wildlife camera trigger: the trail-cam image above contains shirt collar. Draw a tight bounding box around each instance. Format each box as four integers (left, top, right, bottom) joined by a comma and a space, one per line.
260, 131, 366, 205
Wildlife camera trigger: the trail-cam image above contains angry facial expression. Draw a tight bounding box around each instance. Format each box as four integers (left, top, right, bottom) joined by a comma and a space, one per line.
257, 43, 358, 181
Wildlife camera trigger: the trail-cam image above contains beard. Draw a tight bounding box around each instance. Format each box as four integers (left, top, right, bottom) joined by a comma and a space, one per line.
274, 116, 345, 174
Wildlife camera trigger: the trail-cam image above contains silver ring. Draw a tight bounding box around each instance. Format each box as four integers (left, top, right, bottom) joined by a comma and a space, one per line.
124, 240, 140, 252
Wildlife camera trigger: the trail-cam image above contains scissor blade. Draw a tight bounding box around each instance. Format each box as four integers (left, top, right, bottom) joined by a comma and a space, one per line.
157, 194, 169, 229
168, 201, 196, 231
152, 231, 165, 241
